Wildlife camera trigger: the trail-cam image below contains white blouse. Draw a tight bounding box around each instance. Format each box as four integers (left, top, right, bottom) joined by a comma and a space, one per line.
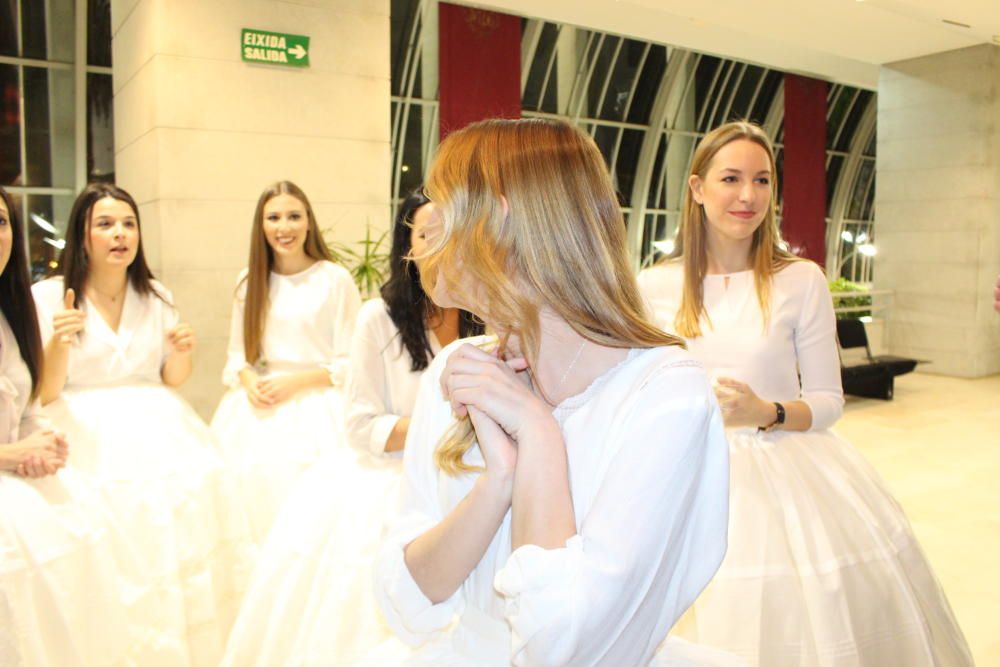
221, 261, 361, 387
32, 277, 178, 387
0, 312, 50, 443
344, 298, 439, 457
637, 259, 844, 431
375, 337, 730, 666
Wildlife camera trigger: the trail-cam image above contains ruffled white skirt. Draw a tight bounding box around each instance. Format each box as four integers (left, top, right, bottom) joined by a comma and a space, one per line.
0, 468, 157, 667
220, 448, 401, 667
210, 384, 348, 544
45, 382, 253, 667
671, 428, 973, 667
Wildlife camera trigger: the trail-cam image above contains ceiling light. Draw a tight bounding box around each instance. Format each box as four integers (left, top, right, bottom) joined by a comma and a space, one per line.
841, 231, 854, 243
43, 237, 66, 250
31, 213, 57, 234
858, 243, 877, 257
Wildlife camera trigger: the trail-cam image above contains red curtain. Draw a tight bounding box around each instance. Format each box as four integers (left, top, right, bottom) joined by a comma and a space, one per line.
781, 74, 828, 266
439, 3, 520, 140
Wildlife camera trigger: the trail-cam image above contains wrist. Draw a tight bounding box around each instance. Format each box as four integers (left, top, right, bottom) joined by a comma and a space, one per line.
478, 470, 514, 502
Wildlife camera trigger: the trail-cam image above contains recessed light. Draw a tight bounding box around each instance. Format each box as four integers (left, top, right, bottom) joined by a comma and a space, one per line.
942, 18, 972, 28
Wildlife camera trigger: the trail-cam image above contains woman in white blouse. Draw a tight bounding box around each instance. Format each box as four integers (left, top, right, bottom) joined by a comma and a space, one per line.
210, 180, 362, 543
0, 186, 157, 666
368, 118, 732, 667
220, 189, 484, 666
637, 121, 972, 666
33, 183, 251, 667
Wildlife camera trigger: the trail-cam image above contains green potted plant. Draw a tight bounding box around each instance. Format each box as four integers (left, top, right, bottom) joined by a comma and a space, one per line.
829, 277, 872, 320
325, 224, 390, 299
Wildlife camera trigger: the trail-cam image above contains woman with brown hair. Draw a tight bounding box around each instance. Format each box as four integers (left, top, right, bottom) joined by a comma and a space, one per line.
31, 183, 250, 667
368, 118, 732, 666
638, 120, 972, 666
210, 180, 361, 543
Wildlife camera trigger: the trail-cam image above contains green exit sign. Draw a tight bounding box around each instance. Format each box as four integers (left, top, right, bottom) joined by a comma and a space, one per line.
241, 28, 310, 67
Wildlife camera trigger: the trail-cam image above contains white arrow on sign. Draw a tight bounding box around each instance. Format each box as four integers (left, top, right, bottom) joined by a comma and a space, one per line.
289, 44, 307, 60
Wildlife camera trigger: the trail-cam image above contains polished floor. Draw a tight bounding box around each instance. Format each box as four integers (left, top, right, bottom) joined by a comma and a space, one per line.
837, 371, 1000, 667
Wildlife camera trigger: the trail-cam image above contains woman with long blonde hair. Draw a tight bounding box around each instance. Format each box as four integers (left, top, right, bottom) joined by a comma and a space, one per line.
638, 120, 972, 666
369, 118, 732, 666
210, 180, 361, 543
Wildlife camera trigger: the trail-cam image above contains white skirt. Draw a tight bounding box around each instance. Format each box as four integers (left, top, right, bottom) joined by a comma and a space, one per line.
0, 468, 157, 667
210, 383, 348, 544
221, 448, 401, 667
671, 428, 973, 667
46, 382, 253, 667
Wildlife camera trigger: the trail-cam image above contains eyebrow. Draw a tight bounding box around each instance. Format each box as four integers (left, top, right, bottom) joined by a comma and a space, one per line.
720, 167, 771, 175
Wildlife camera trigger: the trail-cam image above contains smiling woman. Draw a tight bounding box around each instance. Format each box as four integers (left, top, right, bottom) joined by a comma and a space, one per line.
209, 180, 362, 544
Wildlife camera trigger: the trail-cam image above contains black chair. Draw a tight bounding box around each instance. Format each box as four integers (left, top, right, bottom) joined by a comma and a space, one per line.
835, 319, 920, 400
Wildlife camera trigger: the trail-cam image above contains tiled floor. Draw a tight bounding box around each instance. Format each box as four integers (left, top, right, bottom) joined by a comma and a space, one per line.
837, 372, 1000, 667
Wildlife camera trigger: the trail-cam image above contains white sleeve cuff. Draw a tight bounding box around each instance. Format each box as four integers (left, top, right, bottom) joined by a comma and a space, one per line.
377, 538, 462, 642
369, 414, 401, 456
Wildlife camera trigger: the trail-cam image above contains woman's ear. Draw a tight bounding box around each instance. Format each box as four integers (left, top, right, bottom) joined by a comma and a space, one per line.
688, 174, 704, 205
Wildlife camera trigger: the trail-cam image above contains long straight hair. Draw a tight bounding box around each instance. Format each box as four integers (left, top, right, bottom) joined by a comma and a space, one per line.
0, 187, 43, 399
422, 118, 684, 475
381, 189, 483, 372
57, 183, 165, 309
668, 120, 799, 338
241, 181, 335, 366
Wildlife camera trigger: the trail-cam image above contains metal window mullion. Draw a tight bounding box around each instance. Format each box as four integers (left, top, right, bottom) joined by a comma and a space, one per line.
520, 19, 543, 95
593, 36, 622, 122
694, 59, 725, 131
520, 109, 648, 131
537, 24, 562, 111
826, 94, 876, 276
390, 0, 424, 200
830, 87, 860, 151
669, 52, 701, 132
570, 32, 602, 122
74, 0, 87, 191
744, 67, 767, 121
0, 55, 73, 69
711, 61, 744, 128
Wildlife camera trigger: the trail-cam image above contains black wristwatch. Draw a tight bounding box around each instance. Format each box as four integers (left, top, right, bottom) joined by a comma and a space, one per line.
758, 402, 785, 433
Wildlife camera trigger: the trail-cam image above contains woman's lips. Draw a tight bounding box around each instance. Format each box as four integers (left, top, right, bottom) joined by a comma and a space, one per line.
729, 210, 756, 219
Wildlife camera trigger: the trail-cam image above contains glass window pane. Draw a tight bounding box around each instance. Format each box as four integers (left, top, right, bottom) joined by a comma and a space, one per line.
750, 70, 781, 125
597, 39, 645, 122
0, 64, 21, 185
23, 66, 75, 188
626, 44, 665, 125
825, 154, 843, 215
88, 73, 114, 182
396, 103, 426, 199
730, 65, 764, 121
22, 0, 74, 62
25, 192, 74, 280
1, 0, 17, 56
835, 90, 872, 152
614, 129, 643, 206
88, 0, 112, 67
522, 22, 559, 113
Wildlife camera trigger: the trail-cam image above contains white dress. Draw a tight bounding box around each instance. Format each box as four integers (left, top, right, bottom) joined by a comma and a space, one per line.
220, 297, 433, 667
0, 311, 159, 667
210, 260, 361, 543
637, 260, 974, 667
31, 277, 252, 667
370, 336, 733, 667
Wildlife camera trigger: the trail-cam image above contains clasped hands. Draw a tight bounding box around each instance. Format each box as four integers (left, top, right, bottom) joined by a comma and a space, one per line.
8, 429, 69, 478
439, 343, 558, 480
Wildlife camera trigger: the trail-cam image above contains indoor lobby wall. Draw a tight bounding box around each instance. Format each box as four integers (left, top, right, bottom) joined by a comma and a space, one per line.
110, 0, 391, 417
875, 43, 1000, 378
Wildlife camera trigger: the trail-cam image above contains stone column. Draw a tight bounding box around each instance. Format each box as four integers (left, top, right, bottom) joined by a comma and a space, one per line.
875, 44, 1000, 377
111, 0, 391, 416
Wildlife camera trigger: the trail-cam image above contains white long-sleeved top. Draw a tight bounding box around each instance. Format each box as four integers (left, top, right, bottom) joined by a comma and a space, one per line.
0, 312, 50, 443
374, 336, 730, 667
344, 298, 439, 457
636, 259, 844, 431
32, 277, 178, 387
221, 261, 361, 387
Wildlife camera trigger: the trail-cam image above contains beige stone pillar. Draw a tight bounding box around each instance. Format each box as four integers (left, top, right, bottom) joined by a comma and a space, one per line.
875, 44, 1000, 377
111, 0, 391, 417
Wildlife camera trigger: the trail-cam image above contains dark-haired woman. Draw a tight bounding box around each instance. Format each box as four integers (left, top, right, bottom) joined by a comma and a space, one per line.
220, 190, 483, 667
210, 181, 362, 544
0, 186, 157, 666
32, 183, 251, 667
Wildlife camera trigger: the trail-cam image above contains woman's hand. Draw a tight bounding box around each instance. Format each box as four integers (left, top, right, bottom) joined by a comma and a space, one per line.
11, 430, 68, 478
714, 377, 776, 429
440, 343, 545, 441
239, 368, 274, 409
256, 375, 304, 407
53, 288, 85, 344
166, 323, 196, 355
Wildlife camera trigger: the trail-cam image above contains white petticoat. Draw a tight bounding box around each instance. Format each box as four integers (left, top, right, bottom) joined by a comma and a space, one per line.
0, 468, 159, 667
45, 382, 254, 667
210, 384, 349, 544
670, 428, 973, 667
220, 448, 401, 667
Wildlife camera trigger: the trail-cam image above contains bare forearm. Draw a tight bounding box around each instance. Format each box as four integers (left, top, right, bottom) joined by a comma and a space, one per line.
161, 353, 192, 387
384, 416, 410, 453
296, 368, 333, 390
404, 474, 511, 603
511, 424, 576, 551
39, 338, 70, 405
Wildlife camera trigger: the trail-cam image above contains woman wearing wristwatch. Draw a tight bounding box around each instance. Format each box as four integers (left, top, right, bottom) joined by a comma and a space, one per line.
638, 121, 972, 666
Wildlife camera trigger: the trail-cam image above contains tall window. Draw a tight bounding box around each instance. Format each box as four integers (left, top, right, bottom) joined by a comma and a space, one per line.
0, 0, 114, 278
389, 0, 879, 282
